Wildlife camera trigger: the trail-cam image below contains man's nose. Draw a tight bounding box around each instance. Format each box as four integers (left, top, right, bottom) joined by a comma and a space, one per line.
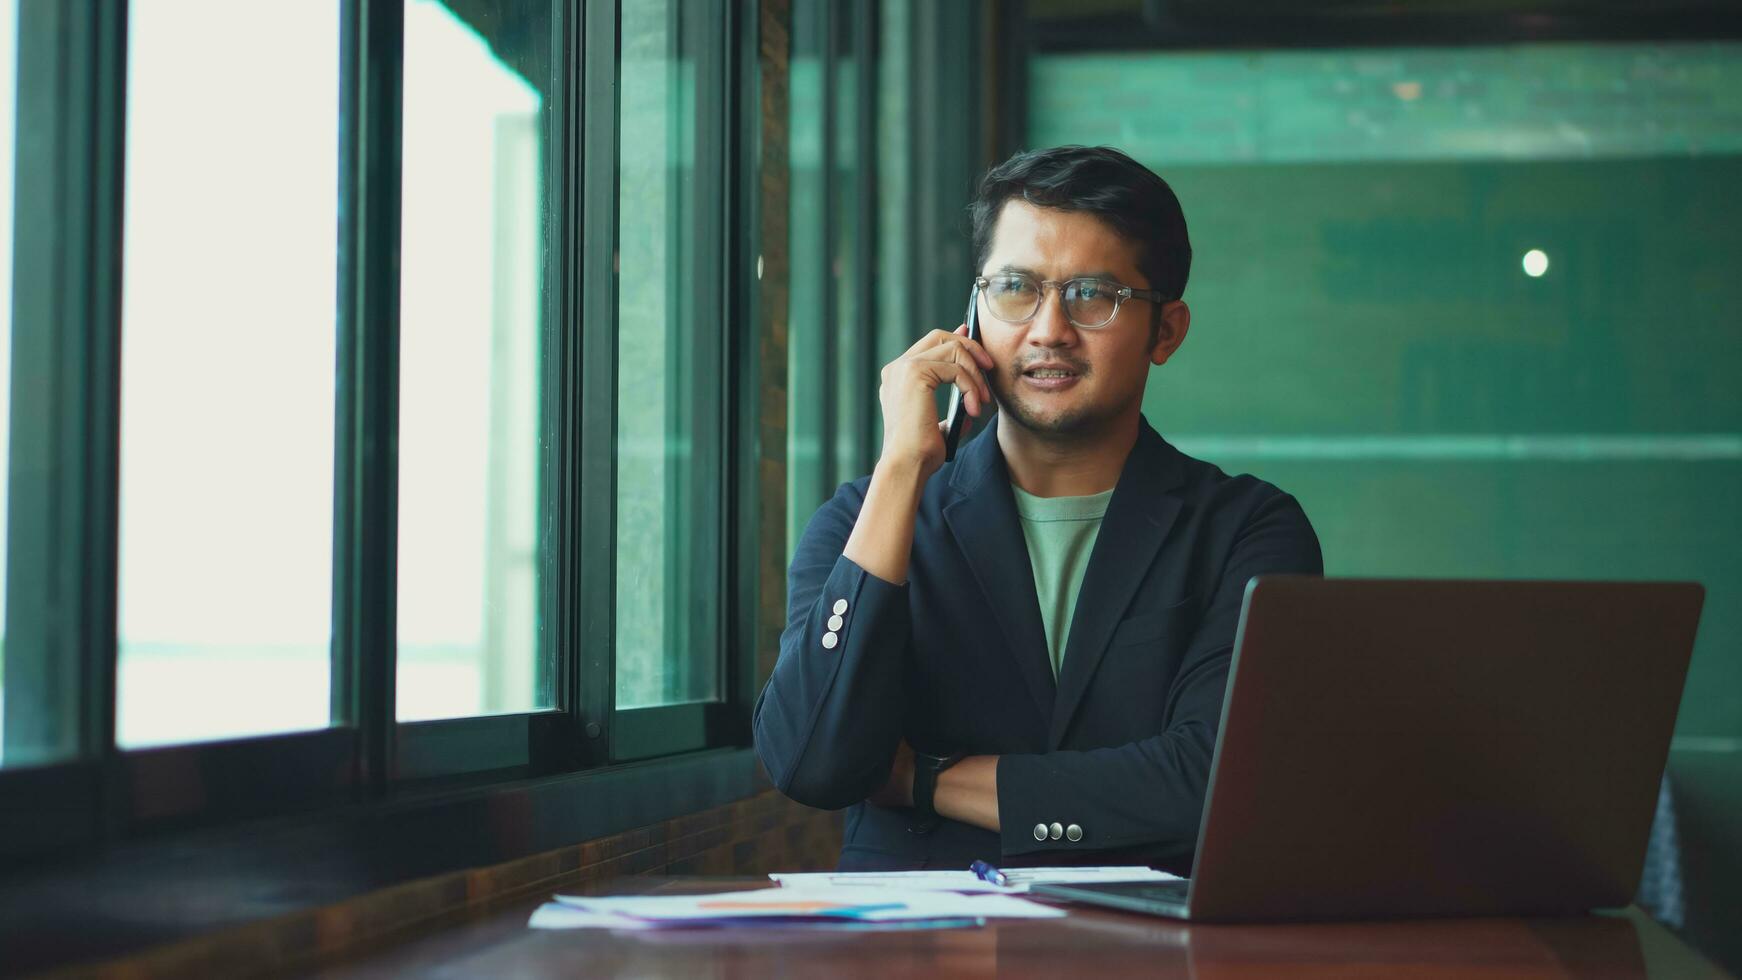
1027, 286, 1079, 347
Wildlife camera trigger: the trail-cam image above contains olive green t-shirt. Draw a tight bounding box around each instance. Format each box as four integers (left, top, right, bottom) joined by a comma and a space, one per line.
1010, 482, 1115, 679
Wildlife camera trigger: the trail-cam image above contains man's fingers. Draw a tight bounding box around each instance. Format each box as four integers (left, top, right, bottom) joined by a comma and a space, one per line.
954, 342, 993, 408
953, 324, 996, 371
899, 326, 994, 372
914, 340, 992, 407
899, 326, 963, 359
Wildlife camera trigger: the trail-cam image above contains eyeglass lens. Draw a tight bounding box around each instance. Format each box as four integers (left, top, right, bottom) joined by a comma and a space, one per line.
983, 274, 1119, 327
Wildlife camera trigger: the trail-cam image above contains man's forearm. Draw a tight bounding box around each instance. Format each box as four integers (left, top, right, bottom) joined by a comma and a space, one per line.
936, 755, 1000, 832
842, 457, 925, 585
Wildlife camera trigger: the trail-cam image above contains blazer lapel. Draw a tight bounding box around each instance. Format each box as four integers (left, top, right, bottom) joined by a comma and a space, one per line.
1047, 419, 1187, 748
943, 417, 1057, 727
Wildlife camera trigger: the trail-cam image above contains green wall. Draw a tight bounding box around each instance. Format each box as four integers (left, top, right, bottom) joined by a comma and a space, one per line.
1033, 41, 1742, 970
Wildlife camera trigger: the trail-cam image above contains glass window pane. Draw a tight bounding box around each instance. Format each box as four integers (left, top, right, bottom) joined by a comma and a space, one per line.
117, 0, 341, 748
874, 0, 912, 378
830, 5, 862, 484
0, 0, 14, 759
615, 0, 719, 709
786, 0, 827, 558
396, 0, 555, 722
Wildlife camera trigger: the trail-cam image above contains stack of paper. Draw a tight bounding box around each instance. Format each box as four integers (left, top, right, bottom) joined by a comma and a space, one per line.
528, 885, 1065, 931
769, 866, 1180, 894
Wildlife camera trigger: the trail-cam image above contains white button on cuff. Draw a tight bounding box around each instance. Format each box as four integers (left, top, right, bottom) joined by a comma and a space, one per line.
832, 599, 848, 615
1033, 823, 1048, 841
1066, 824, 1083, 842
822, 632, 838, 650
1049, 822, 1063, 841
827, 614, 843, 631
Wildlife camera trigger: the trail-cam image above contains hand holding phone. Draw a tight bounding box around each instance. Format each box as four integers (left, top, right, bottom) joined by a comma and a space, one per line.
844, 293, 993, 585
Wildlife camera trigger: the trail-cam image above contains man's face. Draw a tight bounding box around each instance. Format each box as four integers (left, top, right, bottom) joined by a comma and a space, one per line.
977, 199, 1175, 439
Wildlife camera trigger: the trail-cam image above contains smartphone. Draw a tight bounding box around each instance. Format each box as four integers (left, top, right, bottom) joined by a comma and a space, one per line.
942, 282, 983, 463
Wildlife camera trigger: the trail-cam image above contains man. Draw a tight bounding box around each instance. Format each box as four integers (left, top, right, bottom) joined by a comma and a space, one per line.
754, 145, 1322, 872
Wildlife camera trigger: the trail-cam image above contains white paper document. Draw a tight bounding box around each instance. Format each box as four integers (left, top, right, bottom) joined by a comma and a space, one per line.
529, 885, 1065, 931
769, 865, 1181, 894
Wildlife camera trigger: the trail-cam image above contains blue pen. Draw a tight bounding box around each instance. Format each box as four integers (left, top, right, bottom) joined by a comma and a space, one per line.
969, 859, 1009, 887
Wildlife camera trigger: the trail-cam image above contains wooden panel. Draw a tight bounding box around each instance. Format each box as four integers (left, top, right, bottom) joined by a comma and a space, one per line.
69, 792, 842, 978
757, 0, 793, 687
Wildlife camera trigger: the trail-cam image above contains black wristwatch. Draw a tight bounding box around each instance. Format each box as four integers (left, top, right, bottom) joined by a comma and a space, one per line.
907, 751, 964, 835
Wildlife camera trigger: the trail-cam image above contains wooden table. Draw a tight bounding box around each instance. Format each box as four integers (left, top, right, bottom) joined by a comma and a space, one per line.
312, 878, 1729, 978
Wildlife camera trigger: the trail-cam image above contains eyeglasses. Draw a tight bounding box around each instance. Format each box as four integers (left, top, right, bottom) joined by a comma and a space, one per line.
974, 272, 1169, 330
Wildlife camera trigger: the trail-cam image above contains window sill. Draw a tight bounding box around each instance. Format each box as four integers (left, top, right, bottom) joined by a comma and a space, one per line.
0, 746, 767, 976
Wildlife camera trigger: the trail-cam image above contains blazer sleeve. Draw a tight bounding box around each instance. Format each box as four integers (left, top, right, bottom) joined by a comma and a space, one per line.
994, 488, 1324, 861
753, 479, 913, 811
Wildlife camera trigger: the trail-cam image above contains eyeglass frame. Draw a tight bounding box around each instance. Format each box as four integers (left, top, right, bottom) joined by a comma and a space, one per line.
973, 272, 1171, 330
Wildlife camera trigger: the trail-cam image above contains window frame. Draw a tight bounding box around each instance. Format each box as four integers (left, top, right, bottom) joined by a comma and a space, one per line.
2, 0, 125, 780
0, 0, 768, 885
0, 0, 127, 863
0, 0, 939, 968
335, 0, 407, 793
603, 0, 738, 757
383, 0, 573, 778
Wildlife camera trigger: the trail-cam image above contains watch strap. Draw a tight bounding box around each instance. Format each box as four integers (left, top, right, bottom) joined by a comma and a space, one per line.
907, 751, 962, 836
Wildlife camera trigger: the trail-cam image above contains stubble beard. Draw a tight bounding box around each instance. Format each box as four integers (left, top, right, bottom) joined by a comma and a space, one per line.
990, 367, 1108, 440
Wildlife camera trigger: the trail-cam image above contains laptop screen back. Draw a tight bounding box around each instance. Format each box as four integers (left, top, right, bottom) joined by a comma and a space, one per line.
1186, 576, 1703, 923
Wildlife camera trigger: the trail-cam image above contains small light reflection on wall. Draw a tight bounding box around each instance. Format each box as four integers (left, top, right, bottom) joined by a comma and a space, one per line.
1522, 249, 1550, 278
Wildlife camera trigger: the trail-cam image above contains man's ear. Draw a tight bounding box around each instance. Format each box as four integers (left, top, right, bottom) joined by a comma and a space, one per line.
1150, 301, 1190, 366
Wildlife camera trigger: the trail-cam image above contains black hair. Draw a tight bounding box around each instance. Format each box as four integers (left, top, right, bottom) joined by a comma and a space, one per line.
969, 145, 1192, 310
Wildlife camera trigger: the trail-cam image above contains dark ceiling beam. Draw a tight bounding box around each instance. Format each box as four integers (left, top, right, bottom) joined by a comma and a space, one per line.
1028, 0, 1742, 52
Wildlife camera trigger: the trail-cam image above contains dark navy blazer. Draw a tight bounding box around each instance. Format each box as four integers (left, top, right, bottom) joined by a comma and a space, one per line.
753, 414, 1323, 872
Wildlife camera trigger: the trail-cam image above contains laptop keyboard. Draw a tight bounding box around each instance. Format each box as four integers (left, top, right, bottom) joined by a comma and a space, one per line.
1108, 880, 1189, 902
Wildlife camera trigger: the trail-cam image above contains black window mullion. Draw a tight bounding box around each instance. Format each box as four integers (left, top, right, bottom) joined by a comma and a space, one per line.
546, 0, 578, 734
554, 0, 585, 745
2, 0, 126, 786
575, 0, 620, 767
333, 0, 406, 795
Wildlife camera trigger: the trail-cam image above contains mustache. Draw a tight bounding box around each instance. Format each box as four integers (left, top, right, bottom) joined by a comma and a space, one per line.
1012, 355, 1090, 375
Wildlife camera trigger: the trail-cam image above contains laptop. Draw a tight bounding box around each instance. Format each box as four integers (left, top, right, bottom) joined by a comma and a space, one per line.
1033, 576, 1704, 922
